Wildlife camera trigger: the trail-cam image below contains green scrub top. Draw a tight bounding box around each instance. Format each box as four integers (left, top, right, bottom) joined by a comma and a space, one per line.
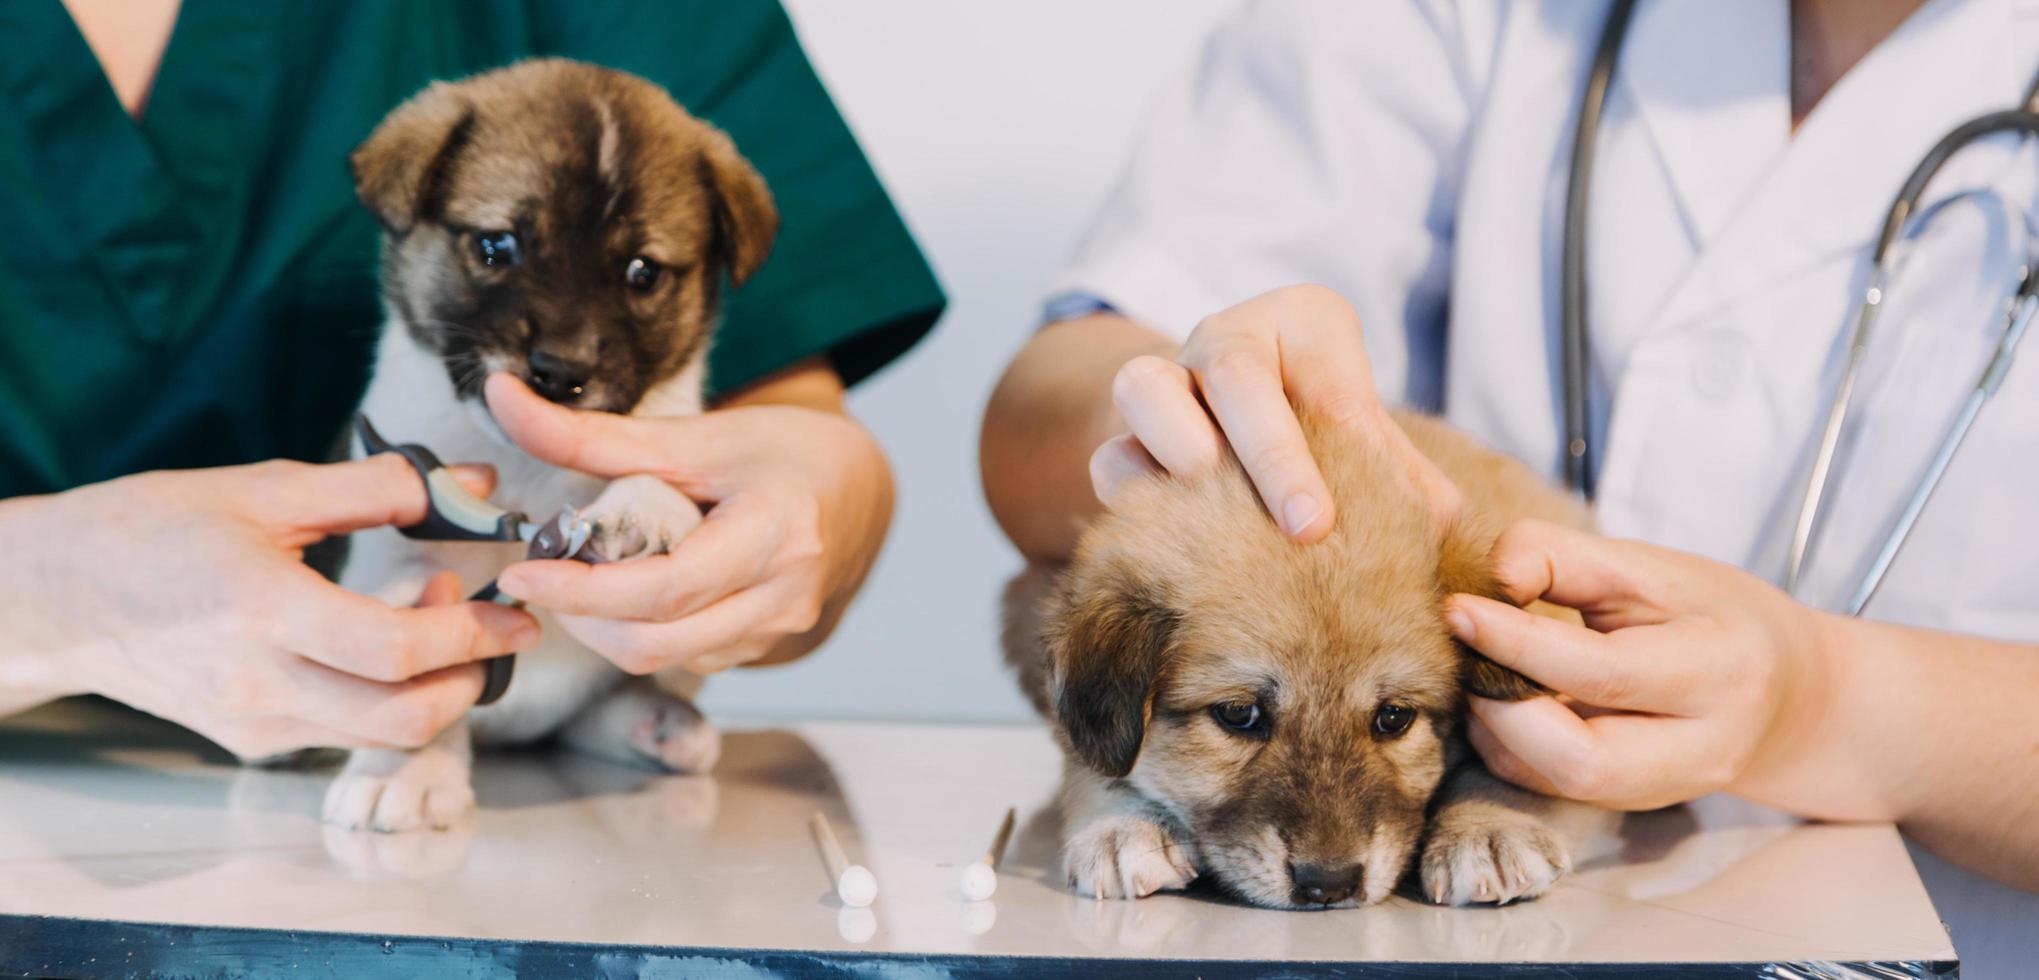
0, 1, 944, 498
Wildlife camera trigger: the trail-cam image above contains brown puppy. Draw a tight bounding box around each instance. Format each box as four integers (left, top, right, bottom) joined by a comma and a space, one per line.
329, 60, 777, 833
354, 57, 775, 416
1006, 411, 1610, 908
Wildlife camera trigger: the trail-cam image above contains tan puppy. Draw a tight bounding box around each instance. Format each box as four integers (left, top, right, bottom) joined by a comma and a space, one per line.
1006, 411, 1611, 908
329, 60, 777, 832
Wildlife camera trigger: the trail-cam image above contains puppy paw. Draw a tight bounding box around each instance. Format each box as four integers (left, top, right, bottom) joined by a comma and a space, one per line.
628, 701, 722, 774
1420, 810, 1570, 906
322, 748, 475, 833
584, 475, 703, 561
1062, 813, 1197, 900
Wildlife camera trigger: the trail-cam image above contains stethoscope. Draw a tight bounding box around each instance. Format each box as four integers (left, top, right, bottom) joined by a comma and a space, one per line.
1562, 0, 2039, 615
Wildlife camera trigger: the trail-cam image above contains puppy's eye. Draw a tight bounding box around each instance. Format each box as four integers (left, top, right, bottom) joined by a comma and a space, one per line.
1372, 703, 1417, 738
1210, 701, 1268, 736
472, 231, 521, 268
625, 256, 663, 291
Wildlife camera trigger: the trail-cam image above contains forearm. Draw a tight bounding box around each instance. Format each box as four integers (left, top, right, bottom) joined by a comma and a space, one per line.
980, 314, 1176, 562
719, 355, 851, 415
0, 494, 87, 711
1751, 613, 2039, 889
721, 357, 892, 667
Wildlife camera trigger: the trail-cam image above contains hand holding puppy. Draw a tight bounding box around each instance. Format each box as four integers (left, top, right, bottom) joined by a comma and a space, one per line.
0, 457, 537, 758
1091, 284, 1461, 537
1449, 520, 1844, 814
485, 370, 892, 676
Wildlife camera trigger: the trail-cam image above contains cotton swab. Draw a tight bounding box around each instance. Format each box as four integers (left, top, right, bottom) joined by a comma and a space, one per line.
958, 806, 1017, 901
809, 811, 877, 908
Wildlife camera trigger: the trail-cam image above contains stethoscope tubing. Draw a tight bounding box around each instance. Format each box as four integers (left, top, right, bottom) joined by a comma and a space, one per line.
1559, 0, 1640, 498
1847, 289, 2038, 614
1782, 107, 2039, 601
1563, 0, 2039, 616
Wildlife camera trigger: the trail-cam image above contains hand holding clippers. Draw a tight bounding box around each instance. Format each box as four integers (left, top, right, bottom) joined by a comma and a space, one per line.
354, 415, 610, 705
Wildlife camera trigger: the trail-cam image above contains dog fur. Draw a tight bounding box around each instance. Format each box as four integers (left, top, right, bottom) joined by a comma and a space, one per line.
1005, 410, 1613, 907
325, 59, 777, 832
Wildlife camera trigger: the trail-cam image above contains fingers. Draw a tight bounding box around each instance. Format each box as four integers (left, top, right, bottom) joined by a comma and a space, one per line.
497, 495, 778, 622
556, 583, 800, 676
1089, 435, 1163, 508
279, 580, 539, 683
484, 373, 681, 479
1111, 356, 1224, 478
1483, 520, 1667, 623
444, 464, 498, 500
1270, 301, 1461, 526
253, 454, 434, 535
1447, 594, 1697, 714
1102, 284, 1437, 540
197, 659, 484, 756
1184, 331, 1334, 540
274, 658, 486, 749
1468, 696, 1719, 811
414, 570, 465, 608
246, 453, 499, 540
208, 718, 380, 760
1465, 709, 1562, 797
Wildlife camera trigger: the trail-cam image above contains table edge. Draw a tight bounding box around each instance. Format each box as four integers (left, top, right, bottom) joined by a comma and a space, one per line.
0, 913, 1961, 978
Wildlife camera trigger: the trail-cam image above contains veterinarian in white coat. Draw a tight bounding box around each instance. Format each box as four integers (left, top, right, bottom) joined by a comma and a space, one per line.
980, 0, 2039, 969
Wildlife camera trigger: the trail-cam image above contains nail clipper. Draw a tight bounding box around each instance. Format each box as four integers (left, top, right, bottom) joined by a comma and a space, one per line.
354, 414, 610, 705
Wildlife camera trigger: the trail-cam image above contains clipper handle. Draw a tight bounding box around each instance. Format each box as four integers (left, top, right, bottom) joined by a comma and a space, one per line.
468, 581, 521, 706
355, 415, 527, 543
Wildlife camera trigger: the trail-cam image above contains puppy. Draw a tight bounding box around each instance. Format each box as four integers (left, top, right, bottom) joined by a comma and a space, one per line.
1005, 411, 1612, 907
326, 59, 777, 832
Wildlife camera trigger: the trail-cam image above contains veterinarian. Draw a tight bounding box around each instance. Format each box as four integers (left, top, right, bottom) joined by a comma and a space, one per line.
0, 3, 942, 756
981, 0, 2039, 966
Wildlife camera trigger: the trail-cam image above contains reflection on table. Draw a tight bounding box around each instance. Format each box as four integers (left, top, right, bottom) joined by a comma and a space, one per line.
0, 699, 1955, 973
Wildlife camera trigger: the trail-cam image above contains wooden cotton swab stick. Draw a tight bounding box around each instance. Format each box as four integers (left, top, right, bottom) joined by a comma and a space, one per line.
958, 807, 1017, 901
810, 811, 877, 908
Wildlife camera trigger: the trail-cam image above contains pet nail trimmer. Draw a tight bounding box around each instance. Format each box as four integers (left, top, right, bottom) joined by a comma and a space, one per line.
355, 414, 610, 705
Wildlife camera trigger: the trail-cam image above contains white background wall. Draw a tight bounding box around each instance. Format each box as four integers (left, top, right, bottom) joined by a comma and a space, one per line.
698, 1, 1239, 723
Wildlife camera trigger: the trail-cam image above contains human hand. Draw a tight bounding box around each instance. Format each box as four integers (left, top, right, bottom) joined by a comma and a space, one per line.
0, 458, 538, 758
1446, 520, 1838, 812
1089, 284, 1459, 540
485, 373, 894, 675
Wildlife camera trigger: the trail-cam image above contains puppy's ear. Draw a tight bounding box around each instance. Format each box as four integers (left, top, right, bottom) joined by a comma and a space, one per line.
1044, 567, 1178, 779
1461, 647, 1541, 702
697, 127, 779, 287
1438, 526, 1542, 702
351, 82, 475, 235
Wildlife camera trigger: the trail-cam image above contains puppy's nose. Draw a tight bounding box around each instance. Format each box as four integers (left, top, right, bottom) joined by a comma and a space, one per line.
1289, 861, 1363, 906
526, 350, 594, 405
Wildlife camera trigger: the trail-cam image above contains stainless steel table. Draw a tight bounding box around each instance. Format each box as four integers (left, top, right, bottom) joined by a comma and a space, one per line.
0, 699, 1957, 977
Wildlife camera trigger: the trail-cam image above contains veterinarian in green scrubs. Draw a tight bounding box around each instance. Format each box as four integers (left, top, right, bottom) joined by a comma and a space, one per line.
0, 1, 944, 756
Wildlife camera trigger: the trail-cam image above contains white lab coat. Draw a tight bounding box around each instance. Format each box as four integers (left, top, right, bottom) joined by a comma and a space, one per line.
1055, 0, 2039, 969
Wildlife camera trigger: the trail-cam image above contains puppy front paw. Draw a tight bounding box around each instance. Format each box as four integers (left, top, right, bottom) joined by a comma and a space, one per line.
322, 748, 475, 833
584, 474, 703, 561
1420, 809, 1570, 906
558, 681, 721, 774
1062, 813, 1197, 900
628, 700, 721, 774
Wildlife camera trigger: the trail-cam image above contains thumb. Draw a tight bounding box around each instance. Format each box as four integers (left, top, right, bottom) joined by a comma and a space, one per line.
484, 372, 678, 478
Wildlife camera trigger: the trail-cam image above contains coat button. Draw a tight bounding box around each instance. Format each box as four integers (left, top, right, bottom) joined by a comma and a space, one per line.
1691, 333, 1748, 400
